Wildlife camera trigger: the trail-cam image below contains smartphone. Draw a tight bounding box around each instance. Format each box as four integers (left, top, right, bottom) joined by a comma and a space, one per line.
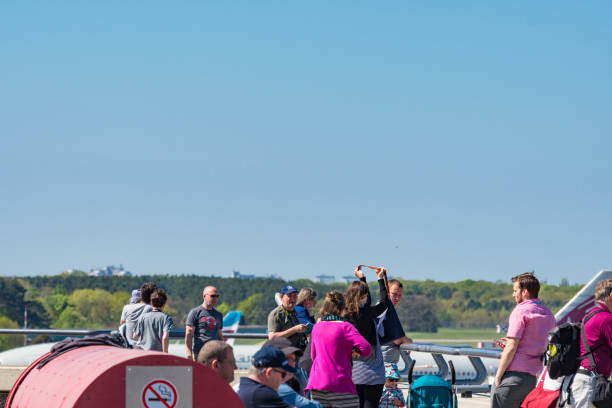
305, 322, 314, 335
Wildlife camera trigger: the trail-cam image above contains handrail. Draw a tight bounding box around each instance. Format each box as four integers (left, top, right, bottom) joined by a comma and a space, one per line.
0, 328, 500, 393
398, 343, 501, 388
0, 328, 269, 339
402, 343, 502, 359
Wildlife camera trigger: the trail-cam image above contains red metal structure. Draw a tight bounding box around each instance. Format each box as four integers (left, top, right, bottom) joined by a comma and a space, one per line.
7, 345, 244, 408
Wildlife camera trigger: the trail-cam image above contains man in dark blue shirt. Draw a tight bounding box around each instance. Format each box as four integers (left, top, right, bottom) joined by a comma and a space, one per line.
238, 347, 296, 408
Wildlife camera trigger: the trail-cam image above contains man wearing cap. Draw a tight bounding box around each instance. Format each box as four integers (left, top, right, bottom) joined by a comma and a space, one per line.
185, 286, 224, 361
262, 337, 322, 408
268, 284, 308, 352
237, 346, 295, 408
119, 282, 157, 346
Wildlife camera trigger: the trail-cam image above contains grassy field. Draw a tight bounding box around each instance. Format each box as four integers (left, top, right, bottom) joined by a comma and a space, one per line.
408, 327, 501, 347
410, 328, 499, 341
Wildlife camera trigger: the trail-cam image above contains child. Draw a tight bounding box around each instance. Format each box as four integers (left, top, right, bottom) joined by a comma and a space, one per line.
379, 363, 406, 408
133, 288, 174, 352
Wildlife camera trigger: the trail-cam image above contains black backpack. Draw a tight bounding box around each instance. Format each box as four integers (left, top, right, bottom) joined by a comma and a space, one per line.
546, 309, 602, 379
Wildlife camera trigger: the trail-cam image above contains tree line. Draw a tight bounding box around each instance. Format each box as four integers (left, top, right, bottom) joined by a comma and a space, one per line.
0, 272, 583, 350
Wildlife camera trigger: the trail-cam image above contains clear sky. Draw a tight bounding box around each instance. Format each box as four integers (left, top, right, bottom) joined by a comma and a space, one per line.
1, 2, 610, 284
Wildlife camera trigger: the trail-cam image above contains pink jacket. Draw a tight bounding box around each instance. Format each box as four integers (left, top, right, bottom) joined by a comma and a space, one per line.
306, 320, 372, 394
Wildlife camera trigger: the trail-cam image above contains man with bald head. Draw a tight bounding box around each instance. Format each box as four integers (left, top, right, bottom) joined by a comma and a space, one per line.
185, 286, 224, 361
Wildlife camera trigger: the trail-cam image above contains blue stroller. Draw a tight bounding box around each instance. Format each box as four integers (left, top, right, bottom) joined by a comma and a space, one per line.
407, 360, 458, 408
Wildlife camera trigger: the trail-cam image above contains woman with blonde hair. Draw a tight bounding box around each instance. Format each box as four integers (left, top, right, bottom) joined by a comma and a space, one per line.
295, 287, 317, 325
306, 291, 371, 408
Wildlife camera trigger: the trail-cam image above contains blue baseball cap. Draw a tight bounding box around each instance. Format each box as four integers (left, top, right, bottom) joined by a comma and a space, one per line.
280, 284, 298, 295
251, 346, 297, 373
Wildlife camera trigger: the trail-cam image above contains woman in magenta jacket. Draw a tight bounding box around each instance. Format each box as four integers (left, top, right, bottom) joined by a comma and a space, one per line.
306, 291, 372, 408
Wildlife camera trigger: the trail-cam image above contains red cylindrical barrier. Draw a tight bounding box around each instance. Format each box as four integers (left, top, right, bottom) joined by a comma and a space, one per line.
7, 345, 244, 408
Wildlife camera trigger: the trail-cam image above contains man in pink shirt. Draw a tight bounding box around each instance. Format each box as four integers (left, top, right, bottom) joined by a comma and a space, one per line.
491, 272, 556, 408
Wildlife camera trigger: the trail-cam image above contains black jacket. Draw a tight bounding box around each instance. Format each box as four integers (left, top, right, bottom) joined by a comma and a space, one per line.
347, 277, 389, 346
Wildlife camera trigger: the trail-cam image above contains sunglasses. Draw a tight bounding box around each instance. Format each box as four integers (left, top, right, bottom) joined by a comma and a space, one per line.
208, 294, 220, 298
271, 368, 288, 379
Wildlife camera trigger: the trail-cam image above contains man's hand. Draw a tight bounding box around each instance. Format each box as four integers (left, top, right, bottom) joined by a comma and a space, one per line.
392, 398, 405, 407
162, 331, 170, 353
269, 323, 308, 340
354, 267, 365, 279
185, 325, 195, 361
493, 337, 519, 387
494, 375, 503, 387
376, 267, 387, 280
293, 324, 307, 334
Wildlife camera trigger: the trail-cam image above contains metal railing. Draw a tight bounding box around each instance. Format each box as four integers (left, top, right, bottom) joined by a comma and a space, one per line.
400, 343, 502, 396
0, 328, 269, 339
0, 328, 499, 396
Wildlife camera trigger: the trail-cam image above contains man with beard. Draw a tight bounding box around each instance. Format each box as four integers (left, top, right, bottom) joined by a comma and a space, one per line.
491, 273, 555, 408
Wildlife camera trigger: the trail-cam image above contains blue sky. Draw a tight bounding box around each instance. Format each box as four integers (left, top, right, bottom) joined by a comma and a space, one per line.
1, 2, 610, 284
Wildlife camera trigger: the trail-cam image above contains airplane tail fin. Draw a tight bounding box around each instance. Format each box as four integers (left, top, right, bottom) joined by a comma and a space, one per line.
222, 311, 242, 346
555, 270, 612, 324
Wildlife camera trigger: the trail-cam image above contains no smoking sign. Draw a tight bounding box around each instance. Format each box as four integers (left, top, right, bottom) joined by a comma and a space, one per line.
126, 366, 192, 408
141, 379, 178, 408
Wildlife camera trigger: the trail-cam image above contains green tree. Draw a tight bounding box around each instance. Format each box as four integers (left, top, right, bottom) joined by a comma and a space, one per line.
14, 274, 584, 329
237, 294, 276, 325
55, 306, 88, 329
0, 278, 27, 323
0, 316, 21, 352
396, 295, 439, 332
216, 303, 231, 316
39, 291, 70, 321
55, 289, 124, 329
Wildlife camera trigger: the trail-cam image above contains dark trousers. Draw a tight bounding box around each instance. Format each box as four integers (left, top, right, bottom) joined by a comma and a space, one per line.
491, 371, 536, 408
356, 384, 384, 408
